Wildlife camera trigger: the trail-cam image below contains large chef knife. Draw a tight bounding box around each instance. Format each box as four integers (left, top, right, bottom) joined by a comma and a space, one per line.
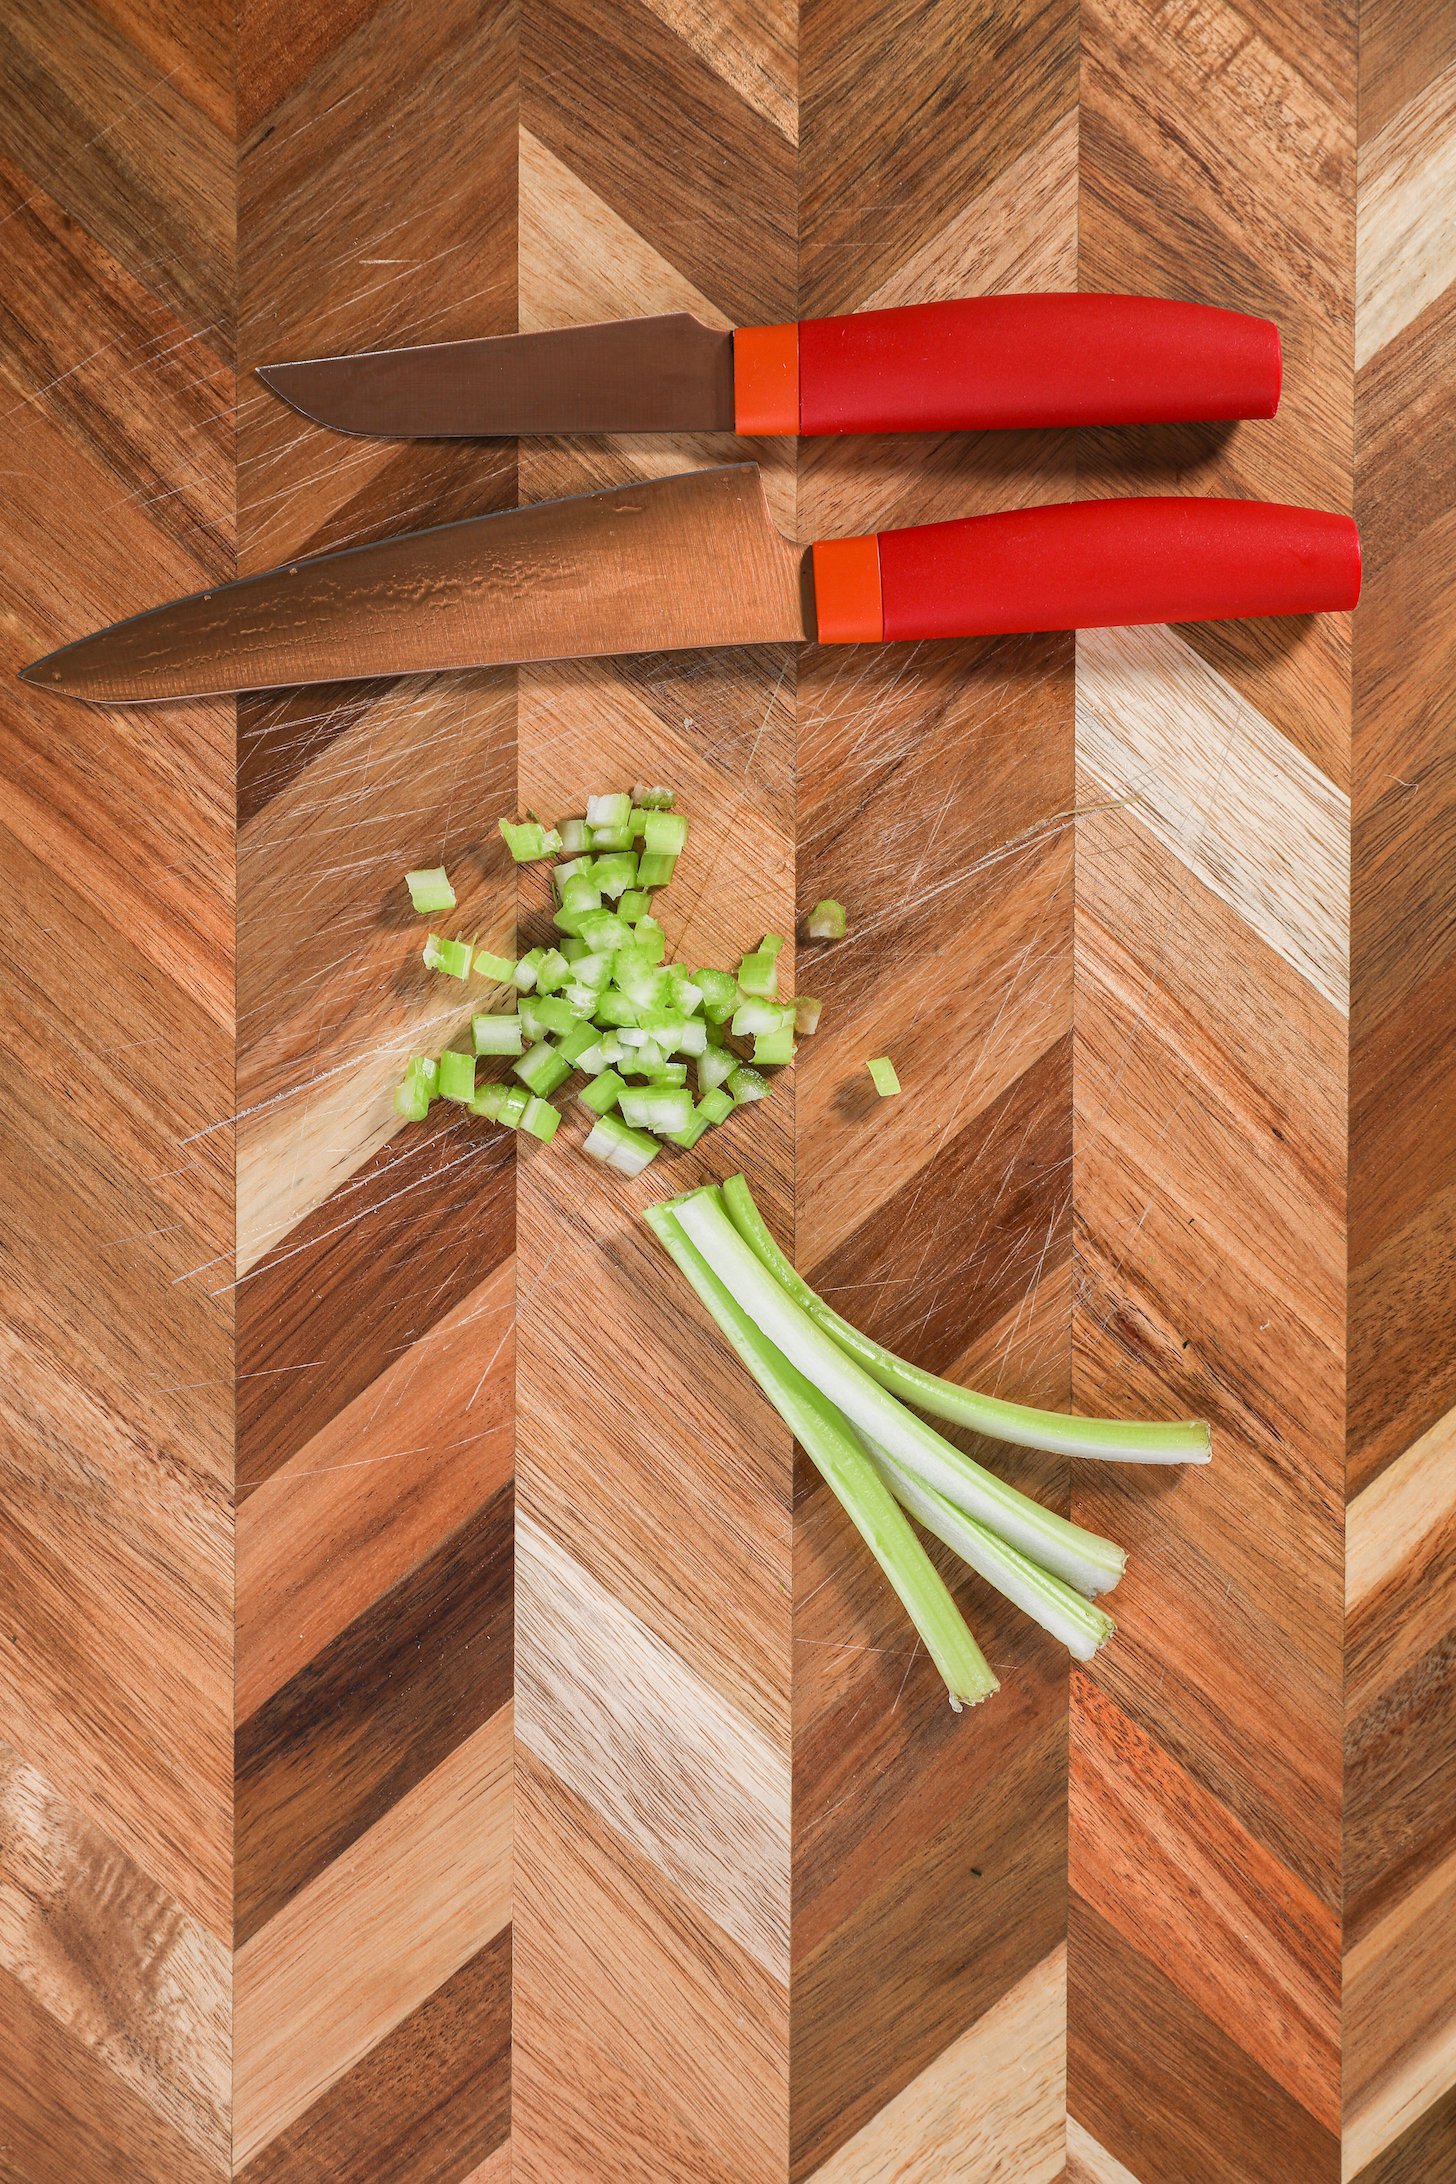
21, 465, 1359, 706
257, 294, 1282, 439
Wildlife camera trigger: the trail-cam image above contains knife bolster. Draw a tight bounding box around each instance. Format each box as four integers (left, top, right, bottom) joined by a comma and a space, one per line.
733, 323, 800, 434
811, 533, 884, 643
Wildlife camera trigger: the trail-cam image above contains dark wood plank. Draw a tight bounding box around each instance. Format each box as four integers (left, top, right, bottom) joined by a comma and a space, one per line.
238, 1928, 511, 2183
236, 1485, 513, 1942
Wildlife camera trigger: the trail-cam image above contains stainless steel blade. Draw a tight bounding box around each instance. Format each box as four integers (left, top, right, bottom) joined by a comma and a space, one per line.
20, 465, 811, 704
257, 314, 736, 437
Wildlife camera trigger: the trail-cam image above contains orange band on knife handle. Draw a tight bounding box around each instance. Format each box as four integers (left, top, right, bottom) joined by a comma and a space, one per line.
811, 533, 884, 643
733, 322, 800, 434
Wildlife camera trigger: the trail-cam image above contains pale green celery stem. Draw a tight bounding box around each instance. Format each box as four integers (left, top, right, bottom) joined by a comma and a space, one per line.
673, 1188, 1125, 1597
720, 1173, 1210, 1466
863, 1436, 1115, 1661
644, 1205, 998, 1711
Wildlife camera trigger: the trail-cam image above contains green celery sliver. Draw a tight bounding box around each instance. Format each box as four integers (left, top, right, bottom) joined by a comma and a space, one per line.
674, 1187, 1125, 1596
867, 1055, 900, 1096
405, 866, 455, 914
866, 1439, 1115, 1660
644, 1203, 996, 1710
720, 1173, 1211, 1466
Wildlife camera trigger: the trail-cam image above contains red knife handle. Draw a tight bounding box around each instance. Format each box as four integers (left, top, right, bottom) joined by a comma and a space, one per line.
811, 497, 1361, 643
734, 295, 1281, 435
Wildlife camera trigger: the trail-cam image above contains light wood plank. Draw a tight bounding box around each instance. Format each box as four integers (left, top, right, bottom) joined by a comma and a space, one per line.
1078, 621, 1350, 1012
808, 1946, 1064, 2183
234, 1704, 513, 2163
1356, 57, 1456, 366
516, 1515, 790, 1979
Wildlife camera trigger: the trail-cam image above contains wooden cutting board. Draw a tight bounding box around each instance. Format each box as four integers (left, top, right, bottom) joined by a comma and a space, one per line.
1, 0, 1452, 2178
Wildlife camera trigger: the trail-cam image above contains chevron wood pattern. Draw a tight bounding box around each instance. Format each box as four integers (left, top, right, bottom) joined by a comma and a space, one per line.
1, 2, 1453, 2181
1346, 5, 1456, 2181
1069, 3, 1354, 2180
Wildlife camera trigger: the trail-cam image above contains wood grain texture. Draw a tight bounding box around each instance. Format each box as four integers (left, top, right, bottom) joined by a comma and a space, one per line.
0, 2, 235, 2177
1347, 2, 1456, 2175
1070, 4, 1355, 2181
230, 0, 519, 2176
3, 1, 1453, 2177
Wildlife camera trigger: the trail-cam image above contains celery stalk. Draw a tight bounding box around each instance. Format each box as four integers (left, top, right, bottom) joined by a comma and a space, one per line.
720, 1173, 1210, 1467
644, 1203, 997, 1710
672, 1187, 1126, 1596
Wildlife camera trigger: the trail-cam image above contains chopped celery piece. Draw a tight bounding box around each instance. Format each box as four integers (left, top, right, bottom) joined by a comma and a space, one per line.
632, 784, 675, 810
395, 1073, 431, 1121
553, 855, 585, 896
526, 993, 578, 1038
728, 1064, 770, 1104
513, 1041, 572, 1097
557, 817, 591, 855
594, 990, 641, 1029
562, 980, 602, 1015
560, 872, 602, 916
586, 791, 632, 831
619, 1037, 669, 1075
697, 1085, 734, 1125
694, 967, 738, 1024
806, 897, 847, 940
437, 1049, 476, 1102
473, 1012, 523, 1056
753, 1028, 796, 1067
619, 888, 652, 923
499, 818, 561, 862
584, 1112, 659, 1175
556, 1020, 600, 1066
664, 969, 704, 1015
471, 1079, 510, 1122
572, 951, 613, 990
533, 949, 572, 993
720, 1170, 1208, 1466
628, 808, 649, 839
579, 1068, 626, 1115
642, 1203, 996, 1711
704, 1017, 727, 1046
423, 932, 473, 980
574, 1038, 612, 1075
512, 947, 545, 991
666, 1112, 710, 1149
591, 851, 637, 899
521, 1095, 561, 1143
589, 824, 632, 852
579, 909, 631, 953
614, 954, 668, 1009
697, 1047, 735, 1095
619, 1083, 694, 1134
637, 851, 677, 889
675, 1019, 709, 1056
737, 949, 778, 998
495, 1084, 531, 1128
867, 1055, 900, 1097
405, 866, 455, 915
635, 916, 666, 964
559, 937, 589, 963
643, 808, 687, 857
732, 996, 795, 1038
473, 945, 515, 983
760, 932, 786, 959
553, 904, 590, 938
676, 1186, 1126, 1597
794, 994, 822, 1036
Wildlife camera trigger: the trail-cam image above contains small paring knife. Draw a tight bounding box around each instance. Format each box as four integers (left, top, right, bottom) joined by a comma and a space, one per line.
22, 466, 1360, 706
257, 294, 1282, 440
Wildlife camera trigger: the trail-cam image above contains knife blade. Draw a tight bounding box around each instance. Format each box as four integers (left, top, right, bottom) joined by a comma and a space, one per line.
20, 467, 1360, 706
258, 294, 1282, 440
